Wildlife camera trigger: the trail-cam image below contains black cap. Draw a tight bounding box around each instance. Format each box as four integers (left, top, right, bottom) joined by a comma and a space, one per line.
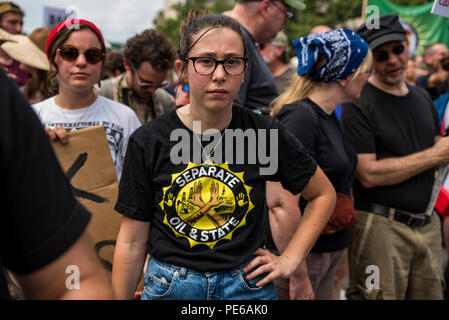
357, 14, 407, 50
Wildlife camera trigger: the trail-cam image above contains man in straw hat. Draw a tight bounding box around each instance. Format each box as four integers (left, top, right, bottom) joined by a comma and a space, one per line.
1, 27, 52, 102
0, 1, 29, 85
341, 14, 446, 300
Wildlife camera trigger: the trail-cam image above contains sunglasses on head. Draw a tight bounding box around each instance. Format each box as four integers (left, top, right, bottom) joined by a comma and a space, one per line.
373, 44, 405, 62
57, 45, 105, 64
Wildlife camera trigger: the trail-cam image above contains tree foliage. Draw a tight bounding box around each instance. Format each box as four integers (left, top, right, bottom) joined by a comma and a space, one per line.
156, 0, 432, 54
156, 0, 233, 48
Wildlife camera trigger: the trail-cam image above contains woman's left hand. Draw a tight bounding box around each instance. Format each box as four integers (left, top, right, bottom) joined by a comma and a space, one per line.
242, 248, 299, 288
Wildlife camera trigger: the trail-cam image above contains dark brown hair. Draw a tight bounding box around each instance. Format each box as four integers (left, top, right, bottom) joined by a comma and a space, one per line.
24, 69, 52, 101
104, 50, 125, 75
124, 29, 175, 72
177, 11, 248, 80
46, 23, 106, 96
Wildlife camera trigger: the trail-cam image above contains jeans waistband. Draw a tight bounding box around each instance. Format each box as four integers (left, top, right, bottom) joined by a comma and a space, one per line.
150, 256, 254, 278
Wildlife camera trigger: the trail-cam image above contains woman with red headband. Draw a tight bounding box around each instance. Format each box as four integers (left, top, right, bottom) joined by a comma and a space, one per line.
32, 19, 141, 179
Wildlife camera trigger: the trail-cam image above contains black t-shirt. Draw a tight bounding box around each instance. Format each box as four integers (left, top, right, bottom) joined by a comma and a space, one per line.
416, 74, 448, 100
0, 71, 91, 299
276, 99, 357, 252
115, 105, 317, 271
341, 82, 440, 213
234, 27, 279, 112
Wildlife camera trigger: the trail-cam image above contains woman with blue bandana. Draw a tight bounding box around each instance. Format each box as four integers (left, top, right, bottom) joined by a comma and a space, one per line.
268, 29, 372, 300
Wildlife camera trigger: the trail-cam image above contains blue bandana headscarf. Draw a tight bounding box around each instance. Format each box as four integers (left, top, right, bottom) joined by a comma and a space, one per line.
293, 29, 369, 83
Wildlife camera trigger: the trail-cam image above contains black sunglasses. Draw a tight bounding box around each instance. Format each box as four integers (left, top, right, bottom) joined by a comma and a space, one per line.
373, 44, 405, 62
130, 64, 169, 89
57, 45, 105, 64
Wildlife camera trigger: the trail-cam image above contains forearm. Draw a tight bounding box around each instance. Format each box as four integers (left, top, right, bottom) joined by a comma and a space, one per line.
358, 147, 443, 188
112, 239, 148, 300
428, 72, 449, 89
266, 182, 302, 254
269, 206, 302, 253
289, 262, 314, 300
281, 190, 335, 268
16, 232, 114, 300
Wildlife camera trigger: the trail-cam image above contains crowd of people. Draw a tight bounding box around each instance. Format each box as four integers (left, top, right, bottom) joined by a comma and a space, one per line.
1, 0, 448, 300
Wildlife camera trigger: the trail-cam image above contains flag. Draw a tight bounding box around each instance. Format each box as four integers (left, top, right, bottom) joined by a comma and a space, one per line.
367, 0, 449, 55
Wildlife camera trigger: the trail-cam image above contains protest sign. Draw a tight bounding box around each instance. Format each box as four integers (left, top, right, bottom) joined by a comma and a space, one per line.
432, 0, 449, 19
52, 126, 121, 276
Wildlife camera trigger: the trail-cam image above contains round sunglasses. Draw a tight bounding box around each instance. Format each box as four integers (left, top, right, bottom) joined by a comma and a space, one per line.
373, 44, 405, 63
57, 45, 105, 64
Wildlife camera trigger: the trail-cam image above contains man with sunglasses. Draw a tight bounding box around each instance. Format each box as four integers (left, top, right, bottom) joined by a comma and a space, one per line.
224, 0, 305, 114
340, 14, 447, 300
98, 29, 176, 124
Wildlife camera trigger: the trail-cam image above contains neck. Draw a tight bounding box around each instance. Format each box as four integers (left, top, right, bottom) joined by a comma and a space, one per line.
178, 103, 232, 133
224, 6, 262, 43
125, 70, 133, 89
55, 87, 97, 110
308, 85, 344, 115
369, 76, 409, 96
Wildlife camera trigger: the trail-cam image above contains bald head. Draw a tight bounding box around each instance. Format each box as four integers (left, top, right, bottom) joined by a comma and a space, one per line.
423, 42, 449, 73
225, 0, 288, 44
309, 25, 332, 35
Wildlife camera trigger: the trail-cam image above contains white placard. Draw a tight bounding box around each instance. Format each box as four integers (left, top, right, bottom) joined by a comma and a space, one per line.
43, 6, 69, 29
432, 0, 449, 18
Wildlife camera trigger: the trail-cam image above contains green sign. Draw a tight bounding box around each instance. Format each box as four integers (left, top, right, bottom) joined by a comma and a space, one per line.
367, 0, 449, 55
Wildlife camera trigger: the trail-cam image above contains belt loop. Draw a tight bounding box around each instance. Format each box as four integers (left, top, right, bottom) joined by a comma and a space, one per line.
179, 267, 187, 280
389, 207, 395, 221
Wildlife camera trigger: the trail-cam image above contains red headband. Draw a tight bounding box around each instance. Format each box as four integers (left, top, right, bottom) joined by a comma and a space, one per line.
46, 19, 106, 60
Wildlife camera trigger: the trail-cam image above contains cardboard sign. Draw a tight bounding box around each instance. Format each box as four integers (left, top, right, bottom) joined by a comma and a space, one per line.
432, 0, 449, 18
52, 126, 121, 276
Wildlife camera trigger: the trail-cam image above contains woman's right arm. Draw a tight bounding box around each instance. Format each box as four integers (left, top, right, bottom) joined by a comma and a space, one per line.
112, 216, 150, 300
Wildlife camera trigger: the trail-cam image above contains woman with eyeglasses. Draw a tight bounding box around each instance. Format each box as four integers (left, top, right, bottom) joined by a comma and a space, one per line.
112, 11, 336, 300
269, 29, 372, 300
32, 19, 141, 179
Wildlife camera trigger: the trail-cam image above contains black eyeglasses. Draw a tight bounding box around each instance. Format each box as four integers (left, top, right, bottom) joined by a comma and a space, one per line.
57, 45, 104, 64
270, 0, 293, 20
373, 44, 405, 62
130, 64, 169, 89
186, 57, 248, 76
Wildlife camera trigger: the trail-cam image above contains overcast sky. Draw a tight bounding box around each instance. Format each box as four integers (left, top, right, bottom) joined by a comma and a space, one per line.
13, 0, 166, 43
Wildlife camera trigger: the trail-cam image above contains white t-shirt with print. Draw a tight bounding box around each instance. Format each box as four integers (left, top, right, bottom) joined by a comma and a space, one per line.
33, 95, 142, 179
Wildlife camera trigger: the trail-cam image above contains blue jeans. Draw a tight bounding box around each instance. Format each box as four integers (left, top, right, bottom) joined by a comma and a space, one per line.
141, 257, 278, 300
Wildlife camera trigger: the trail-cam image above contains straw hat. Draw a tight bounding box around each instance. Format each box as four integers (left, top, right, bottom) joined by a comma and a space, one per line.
0, 27, 17, 45
1, 27, 51, 71
0, 1, 24, 16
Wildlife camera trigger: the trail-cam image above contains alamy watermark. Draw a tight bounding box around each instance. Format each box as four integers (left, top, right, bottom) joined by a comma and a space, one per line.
365, 265, 380, 290
65, 265, 80, 290
366, 5, 380, 30
65, 5, 80, 29
170, 121, 279, 175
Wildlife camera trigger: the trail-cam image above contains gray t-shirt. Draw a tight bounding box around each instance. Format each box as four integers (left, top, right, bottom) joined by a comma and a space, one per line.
235, 27, 279, 113
275, 66, 296, 94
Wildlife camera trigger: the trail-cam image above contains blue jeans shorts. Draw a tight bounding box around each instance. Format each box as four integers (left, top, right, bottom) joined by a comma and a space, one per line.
141, 257, 278, 300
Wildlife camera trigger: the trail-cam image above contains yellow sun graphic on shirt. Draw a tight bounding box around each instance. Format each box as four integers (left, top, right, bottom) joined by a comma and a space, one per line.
159, 162, 254, 249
